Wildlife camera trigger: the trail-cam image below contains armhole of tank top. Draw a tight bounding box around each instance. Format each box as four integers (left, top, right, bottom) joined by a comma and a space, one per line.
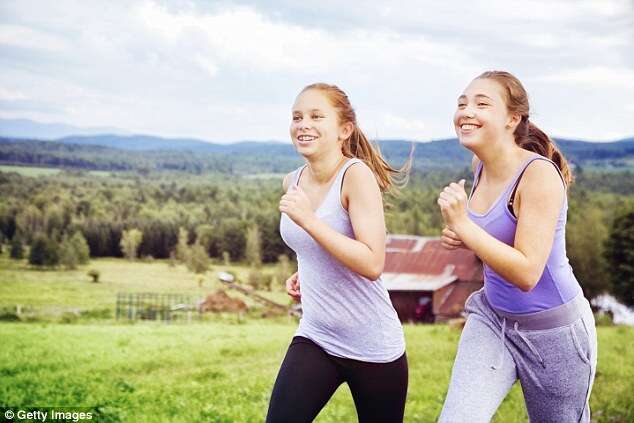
294, 165, 308, 189
338, 159, 363, 213
470, 161, 484, 200
507, 157, 567, 218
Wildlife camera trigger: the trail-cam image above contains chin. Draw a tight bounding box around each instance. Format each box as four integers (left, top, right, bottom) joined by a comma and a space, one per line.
458, 135, 478, 148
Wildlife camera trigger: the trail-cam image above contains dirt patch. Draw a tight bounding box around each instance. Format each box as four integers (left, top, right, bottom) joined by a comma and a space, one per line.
198, 290, 248, 313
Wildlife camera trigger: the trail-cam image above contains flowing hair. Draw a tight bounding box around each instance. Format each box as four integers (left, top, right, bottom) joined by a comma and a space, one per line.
301, 83, 412, 193
477, 71, 573, 186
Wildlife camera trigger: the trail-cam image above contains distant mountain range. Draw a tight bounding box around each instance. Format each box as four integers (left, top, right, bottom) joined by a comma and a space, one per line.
0, 118, 633, 173
0, 118, 130, 140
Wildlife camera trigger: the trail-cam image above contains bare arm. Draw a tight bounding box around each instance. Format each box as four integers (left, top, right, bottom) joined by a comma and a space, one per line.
279, 163, 385, 280
441, 155, 479, 250
282, 172, 292, 192
439, 160, 564, 291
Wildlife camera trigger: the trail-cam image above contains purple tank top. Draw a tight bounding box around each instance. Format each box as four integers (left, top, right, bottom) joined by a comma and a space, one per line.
467, 155, 582, 313
279, 158, 405, 362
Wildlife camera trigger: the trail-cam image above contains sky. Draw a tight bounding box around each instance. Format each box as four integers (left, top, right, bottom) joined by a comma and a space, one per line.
1, 0, 633, 143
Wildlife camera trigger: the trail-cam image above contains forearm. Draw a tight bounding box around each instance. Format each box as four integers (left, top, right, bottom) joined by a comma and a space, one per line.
453, 218, 541, 291
302, 216, 383, 280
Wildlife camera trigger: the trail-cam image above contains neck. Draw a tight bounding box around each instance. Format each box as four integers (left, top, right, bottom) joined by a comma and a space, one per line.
306, 149, 346, 184
474, 138, 526, 182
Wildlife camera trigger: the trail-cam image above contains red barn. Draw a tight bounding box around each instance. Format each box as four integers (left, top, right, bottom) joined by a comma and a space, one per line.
383, 235, 483, 323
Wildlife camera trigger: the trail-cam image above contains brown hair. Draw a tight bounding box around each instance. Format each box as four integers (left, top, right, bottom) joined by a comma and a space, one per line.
477, 71, 573, 186
301, 83, 411, 193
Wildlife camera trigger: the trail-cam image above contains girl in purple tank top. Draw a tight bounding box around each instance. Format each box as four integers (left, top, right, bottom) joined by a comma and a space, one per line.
437, 71, 597, 422
266, 83, 411, 423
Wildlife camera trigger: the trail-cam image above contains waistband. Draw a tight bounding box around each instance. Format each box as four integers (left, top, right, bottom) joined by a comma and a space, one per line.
490, 293, 587, 330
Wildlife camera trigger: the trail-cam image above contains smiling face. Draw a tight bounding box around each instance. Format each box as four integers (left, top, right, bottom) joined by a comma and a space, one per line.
290, 88, 351, 158
453, 77, 520, 152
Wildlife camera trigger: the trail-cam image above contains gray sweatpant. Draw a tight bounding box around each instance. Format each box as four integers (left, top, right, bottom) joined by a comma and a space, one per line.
439, 289, 597, 423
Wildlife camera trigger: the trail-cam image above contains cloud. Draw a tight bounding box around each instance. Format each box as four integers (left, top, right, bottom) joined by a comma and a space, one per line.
0, 24, 69, 51
0, 0, 632, 141
538, 66, 634, 89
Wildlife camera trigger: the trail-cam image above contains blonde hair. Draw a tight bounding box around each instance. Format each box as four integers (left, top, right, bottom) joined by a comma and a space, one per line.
301, 83, 411, 193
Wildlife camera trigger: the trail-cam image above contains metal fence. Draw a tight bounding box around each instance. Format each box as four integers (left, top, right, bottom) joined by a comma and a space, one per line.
115, 292, 201, 322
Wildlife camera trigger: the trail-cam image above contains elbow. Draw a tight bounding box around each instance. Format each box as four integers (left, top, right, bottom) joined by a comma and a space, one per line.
517, 271, 542, 292
364, 262, 384, 281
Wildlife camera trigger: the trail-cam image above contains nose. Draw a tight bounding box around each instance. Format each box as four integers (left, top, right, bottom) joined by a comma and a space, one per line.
457, 105, 475, 121
298, 118, 311, 131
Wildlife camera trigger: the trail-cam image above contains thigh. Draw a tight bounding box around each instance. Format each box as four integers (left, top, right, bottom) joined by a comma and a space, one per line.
518, 313, 597, 423
266, 336, 343, 423
438, 315, 518, 423
344, 352, 409, 423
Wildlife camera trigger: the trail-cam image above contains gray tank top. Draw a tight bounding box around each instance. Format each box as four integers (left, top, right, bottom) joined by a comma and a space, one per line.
279, 158, 405, 362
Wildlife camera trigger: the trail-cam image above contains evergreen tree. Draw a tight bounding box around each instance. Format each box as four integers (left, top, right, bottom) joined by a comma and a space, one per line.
605, 207, 634, 307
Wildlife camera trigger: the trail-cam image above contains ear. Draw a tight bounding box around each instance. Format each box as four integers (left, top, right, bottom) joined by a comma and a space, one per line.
506, 112, 522, 131
339, 121, 354, 141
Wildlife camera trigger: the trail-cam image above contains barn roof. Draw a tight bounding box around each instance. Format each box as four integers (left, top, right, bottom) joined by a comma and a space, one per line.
382, 267, 457, 291
384, 234, 483, 290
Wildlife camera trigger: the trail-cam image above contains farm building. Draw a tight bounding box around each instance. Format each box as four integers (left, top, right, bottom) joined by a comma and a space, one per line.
383, 235, 483, 323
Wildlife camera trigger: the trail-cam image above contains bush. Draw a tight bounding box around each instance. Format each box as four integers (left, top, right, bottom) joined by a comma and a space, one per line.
120, 228, 143, 260
10, 237, 23, 259
71, 232, 90, 264
28, 234, 59, 267
248, 270, 273, 291
88, 269, 100, 283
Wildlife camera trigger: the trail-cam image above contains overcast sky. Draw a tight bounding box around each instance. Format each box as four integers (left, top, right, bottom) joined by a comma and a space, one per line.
1, 0, 633, 143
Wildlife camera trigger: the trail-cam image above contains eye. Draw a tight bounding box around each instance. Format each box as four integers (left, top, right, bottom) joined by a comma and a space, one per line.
292, 115, 301, 122
477, 102, 489, 107
312, 114, 324, 120
457, 103, 466, 108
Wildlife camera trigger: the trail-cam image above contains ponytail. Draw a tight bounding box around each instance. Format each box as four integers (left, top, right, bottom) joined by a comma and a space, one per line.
302, 82, 412, 194
514, 117, 573, 186
343, 126, 412, 193
477, 71, 573, 186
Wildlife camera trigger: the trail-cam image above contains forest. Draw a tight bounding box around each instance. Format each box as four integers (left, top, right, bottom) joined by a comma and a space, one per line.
1, 151, 633, 305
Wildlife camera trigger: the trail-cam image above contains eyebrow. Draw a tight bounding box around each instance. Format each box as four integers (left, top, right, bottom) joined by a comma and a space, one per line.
457, 94, 493, 101
292, 109, 324, 114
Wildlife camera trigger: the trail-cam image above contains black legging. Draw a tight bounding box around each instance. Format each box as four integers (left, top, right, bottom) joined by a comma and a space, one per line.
266, 336, 408, 423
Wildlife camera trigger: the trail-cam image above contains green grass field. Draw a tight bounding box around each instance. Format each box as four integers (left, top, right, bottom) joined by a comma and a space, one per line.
1, 323, 632, 422
1, 256, 633, 422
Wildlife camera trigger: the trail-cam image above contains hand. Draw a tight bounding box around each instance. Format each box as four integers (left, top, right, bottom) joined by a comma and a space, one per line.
279, 186, 316, 228
285, 272, 301, 302
441, 225, 464, 250
437, 179, 468, 231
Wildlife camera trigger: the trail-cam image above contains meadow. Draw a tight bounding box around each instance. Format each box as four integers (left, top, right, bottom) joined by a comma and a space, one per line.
1, 256, 633, 422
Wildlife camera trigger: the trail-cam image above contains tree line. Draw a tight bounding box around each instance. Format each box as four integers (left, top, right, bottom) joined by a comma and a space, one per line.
1, 167, 633, 305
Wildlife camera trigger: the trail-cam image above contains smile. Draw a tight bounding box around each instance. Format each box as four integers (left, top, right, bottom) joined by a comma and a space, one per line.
297, 135, 317, 142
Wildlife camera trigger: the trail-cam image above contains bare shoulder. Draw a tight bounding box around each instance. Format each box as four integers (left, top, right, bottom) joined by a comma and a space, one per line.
341, 160, 380, 209
282, 171, 293, 192
519, 158, 565, 200
342, 161, 376, 190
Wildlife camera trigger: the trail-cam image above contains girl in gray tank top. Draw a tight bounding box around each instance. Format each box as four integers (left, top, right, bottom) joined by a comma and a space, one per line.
266, 83, 410, 423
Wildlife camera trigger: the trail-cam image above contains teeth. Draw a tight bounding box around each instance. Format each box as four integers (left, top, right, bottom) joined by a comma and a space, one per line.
298, 135, 316, 141
461, 124, 479, 130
